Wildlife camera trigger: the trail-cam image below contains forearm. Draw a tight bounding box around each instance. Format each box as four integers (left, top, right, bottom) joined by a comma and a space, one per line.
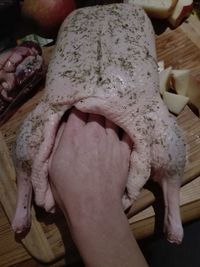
63, 199, 149, 267
49, 109, 146, 266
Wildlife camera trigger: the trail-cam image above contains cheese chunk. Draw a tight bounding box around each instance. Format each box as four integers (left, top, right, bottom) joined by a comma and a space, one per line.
124, 0, 177, 18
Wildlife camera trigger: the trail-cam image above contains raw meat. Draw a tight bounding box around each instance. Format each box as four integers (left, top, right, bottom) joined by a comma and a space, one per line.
0, 41, 46, 125
12, 4, 186, 244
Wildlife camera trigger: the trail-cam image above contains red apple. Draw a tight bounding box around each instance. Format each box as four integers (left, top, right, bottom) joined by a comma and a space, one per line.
22, 0, 76, 38
168, 0, 193, 28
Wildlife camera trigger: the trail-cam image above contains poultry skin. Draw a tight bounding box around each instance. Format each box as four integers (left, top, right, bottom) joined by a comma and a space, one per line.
12, 3, 186, 244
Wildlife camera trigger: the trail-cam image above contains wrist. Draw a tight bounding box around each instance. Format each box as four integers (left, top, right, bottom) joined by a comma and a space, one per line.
63, 193, 123, 229
62, 196, 148, 267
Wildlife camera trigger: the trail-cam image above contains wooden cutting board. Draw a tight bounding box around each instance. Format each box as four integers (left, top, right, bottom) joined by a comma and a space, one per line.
0, 13, 200, 267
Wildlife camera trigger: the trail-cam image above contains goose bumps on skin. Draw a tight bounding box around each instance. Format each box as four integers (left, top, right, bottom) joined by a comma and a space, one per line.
12, 4, 186, 244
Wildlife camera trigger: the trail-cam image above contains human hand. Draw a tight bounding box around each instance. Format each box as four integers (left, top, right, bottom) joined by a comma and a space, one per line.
48, 108, 149, 267
48, 108, 132, 215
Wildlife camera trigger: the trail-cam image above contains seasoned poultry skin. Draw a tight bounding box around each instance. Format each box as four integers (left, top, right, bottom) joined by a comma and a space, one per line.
12, 4, 185, 244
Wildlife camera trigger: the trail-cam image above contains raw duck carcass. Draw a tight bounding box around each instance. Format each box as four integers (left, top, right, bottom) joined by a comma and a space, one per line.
12, 3, 186, 244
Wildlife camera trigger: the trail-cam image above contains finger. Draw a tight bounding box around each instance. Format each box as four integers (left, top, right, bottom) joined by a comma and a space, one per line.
87, 113, 105, 128
121, 132, 133, 152
105, 119, 119, 139
64, 108, 88, 135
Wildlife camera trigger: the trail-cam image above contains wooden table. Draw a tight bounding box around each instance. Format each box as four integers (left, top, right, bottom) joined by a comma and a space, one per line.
0, 13, 200, 267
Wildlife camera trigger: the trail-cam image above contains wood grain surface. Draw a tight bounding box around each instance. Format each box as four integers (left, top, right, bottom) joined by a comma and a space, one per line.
0, 13, 200, 267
